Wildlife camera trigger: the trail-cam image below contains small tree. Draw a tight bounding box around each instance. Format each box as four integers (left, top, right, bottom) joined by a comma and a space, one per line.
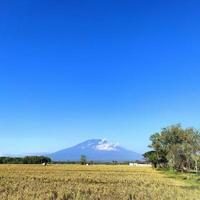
143, 151, 158, 168
80, 155, 87, 165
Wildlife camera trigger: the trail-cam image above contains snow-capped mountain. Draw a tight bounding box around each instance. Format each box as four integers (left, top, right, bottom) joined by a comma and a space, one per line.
48, 139, 142, 162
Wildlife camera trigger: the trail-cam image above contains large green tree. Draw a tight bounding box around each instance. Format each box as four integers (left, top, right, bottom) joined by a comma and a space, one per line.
145, 124, 200, 172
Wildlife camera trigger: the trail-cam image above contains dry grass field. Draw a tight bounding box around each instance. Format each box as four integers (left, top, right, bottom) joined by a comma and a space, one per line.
0, 164, 199, 200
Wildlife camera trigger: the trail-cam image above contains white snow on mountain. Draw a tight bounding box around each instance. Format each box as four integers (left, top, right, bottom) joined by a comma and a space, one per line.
95, 139, 119, 151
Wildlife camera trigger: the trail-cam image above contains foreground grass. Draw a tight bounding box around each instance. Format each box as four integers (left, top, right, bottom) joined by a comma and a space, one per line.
158, 168, 200, 188
0, 164, 200, 200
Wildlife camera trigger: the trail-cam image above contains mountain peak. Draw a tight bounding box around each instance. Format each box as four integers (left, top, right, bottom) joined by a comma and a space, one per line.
95, 139, 119, 151
76, 139, 119, 151
49, 139, 142, 162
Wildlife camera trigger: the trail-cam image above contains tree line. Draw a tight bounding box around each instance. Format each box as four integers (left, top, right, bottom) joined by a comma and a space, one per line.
144, 124, 200, 172
0, 156, 51, 164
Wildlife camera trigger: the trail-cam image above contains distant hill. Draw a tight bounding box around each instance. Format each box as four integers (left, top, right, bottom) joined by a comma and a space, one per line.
48, 139, 142, 162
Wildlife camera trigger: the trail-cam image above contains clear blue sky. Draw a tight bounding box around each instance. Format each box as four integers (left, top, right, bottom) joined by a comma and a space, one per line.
0, 0, 200, 155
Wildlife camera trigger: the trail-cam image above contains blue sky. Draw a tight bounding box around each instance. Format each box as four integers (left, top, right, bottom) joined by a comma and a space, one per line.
0, 0, 200, 154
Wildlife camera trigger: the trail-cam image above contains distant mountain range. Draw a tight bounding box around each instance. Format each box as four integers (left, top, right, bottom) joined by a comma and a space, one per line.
48, 139, 142, 162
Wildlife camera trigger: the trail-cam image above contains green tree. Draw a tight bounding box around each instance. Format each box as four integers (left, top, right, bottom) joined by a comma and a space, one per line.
145, 124, 200, 172
80, 155, 87, 165
143, 151, 158, 168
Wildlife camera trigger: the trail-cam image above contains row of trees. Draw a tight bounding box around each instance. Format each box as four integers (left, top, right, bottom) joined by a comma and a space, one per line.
144, 124, 200, 172
0, 156, 51, 164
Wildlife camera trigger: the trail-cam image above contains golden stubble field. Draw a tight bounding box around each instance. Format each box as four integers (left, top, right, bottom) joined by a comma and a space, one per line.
0, 164, 199, 200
